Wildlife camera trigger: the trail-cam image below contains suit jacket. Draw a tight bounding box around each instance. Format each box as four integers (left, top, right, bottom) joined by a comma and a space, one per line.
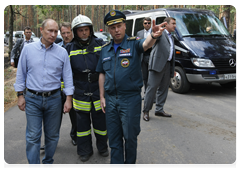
136, 29, 152, 61
11, 38, 34, 60
148, 30, 175, 78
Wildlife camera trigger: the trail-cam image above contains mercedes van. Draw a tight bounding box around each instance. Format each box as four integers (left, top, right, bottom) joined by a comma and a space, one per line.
124, 8, 236, 93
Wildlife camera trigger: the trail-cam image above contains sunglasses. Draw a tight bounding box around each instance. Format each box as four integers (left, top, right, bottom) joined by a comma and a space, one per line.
144, 22, 151, 25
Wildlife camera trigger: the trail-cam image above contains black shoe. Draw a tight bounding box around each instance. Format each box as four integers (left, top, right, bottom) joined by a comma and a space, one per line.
155, 111, 172, 117
80, 152, 93, 162
143, 112, 149, 121
99, 150, 109, 157
72, 139, 77, 146
44, 165, 53, 168
40, 145, 45, 150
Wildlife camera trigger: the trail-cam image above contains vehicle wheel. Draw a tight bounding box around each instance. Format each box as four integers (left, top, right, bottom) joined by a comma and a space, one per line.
170, 66, 191, 94
220, 81, 236, 89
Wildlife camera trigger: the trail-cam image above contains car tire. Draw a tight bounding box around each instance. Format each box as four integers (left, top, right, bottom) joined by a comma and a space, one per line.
170, 66, 191, 94
220, 81, 236, 89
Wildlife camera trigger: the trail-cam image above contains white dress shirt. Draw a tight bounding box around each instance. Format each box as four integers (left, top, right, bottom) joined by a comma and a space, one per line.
144, 28, 152, 38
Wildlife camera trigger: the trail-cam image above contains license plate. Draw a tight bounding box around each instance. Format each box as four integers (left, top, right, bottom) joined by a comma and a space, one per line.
224, 74, 236, 80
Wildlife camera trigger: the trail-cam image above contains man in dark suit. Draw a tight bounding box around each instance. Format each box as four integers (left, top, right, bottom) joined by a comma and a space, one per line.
11, 26, 34, 68
136, 17, 152, 96
142, 17, 176, 121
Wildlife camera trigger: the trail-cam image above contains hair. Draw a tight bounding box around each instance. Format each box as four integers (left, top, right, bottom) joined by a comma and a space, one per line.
59, 22, 71, 32
164, 17, 176, 24
24, 26, 31, 32
41, 19, 58, 29
143, 17, 151, 23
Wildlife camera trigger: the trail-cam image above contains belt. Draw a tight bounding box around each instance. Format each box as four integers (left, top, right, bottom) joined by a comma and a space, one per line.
73, 73, 99, 83
27, 88, 60, 97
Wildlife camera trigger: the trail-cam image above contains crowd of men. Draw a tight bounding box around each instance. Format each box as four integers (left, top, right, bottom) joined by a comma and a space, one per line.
13, 9, 176, 164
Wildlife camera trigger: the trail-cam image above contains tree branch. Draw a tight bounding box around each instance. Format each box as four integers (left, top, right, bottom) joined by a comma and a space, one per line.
13, 8, 28, 18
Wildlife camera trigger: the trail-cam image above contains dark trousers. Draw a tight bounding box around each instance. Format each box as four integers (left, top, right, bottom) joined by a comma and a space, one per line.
141, 55, 150, 93
61, 92, 77, 141
105, 93, 141, 164
69, 108, 77, 142
76, 104, 108, 156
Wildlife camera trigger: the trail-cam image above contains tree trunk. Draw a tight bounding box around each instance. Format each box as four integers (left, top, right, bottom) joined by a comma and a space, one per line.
222, 5, 230, 30
96, 5, 99, 31
37, 8, 39, 37
233, 5, 238, 30
91, 5, 94, 26
219, 5, 223, 19
103, 5, 106, 31
8, 5, 14, 60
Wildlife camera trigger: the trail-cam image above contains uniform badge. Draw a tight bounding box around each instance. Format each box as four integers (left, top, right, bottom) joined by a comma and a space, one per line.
136, 37, 141, 40
121, 58, 130, 68
119, 48, 131, 56
120, 48, 130, 54
110, 10, 116, 16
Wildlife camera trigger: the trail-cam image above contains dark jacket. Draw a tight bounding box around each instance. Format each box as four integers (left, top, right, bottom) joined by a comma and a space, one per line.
66, 37, 105, 106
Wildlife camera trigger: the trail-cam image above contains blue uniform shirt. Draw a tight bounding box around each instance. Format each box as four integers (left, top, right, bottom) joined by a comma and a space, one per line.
96, 34, 145, 95
14, 39, 74, 95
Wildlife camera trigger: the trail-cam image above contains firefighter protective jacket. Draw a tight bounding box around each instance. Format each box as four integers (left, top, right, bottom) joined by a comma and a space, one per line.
66, 37, 105, 113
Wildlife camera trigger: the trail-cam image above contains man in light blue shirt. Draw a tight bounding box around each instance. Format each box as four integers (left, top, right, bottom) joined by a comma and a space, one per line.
14, 19, 74, 164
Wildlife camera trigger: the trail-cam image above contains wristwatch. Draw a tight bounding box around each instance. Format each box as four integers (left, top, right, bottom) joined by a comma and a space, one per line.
151, 32, 157, 39
17, 92, 24, 97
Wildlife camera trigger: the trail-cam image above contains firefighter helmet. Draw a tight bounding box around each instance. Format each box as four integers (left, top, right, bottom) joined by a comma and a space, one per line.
71, 14, 93, 30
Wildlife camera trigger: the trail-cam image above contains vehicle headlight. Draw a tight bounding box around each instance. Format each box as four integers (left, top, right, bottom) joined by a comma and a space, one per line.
191, 58, 215, 68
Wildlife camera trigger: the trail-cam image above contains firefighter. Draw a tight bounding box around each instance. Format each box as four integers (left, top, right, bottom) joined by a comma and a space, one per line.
66, 14, 109, 162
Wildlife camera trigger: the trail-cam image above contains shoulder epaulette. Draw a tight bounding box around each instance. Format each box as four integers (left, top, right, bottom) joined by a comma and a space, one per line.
127, 36, 142, 41
102, 41, 111, 48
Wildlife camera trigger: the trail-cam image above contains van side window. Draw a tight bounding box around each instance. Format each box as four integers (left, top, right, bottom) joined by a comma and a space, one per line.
134, 18, 144, 36
156, 17, 166, 25
126, 19, 133, 37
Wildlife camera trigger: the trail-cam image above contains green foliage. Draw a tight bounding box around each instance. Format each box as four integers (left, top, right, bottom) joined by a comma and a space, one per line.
230, 6, 236, 14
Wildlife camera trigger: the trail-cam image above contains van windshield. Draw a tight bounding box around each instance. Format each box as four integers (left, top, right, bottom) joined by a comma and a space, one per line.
168, 11, 230, 37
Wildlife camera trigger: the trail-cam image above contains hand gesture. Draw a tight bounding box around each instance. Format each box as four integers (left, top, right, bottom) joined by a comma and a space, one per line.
151, 20, 167, 38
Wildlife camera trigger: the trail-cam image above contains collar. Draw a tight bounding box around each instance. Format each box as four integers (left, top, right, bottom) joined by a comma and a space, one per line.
58, 40, 66, 48
24, 38, 33, 42
107, 34, 128, 52
39, 37, 54, 50
165, 29, 171, 36
144, 28, 152, 33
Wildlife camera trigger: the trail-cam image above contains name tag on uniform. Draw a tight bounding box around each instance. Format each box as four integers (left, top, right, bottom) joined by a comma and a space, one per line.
103, 56, 111, 62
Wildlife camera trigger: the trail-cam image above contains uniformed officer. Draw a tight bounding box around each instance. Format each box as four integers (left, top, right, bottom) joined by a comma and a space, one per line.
66, 14, 109, 162
96, 10, 167, 164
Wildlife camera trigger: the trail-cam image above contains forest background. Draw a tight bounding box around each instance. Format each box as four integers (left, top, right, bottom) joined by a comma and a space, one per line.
4, 5, 236, 37
4, 5, 236, 57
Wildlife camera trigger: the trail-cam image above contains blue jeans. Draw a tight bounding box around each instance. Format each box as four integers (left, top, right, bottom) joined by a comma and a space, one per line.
25, 90, 62, 164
